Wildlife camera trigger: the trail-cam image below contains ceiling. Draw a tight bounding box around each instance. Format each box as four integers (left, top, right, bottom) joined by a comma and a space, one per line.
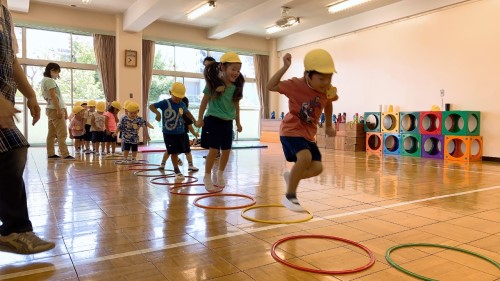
22, 0, 404, 38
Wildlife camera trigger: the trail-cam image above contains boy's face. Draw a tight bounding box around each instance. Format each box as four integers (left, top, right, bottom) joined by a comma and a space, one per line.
76, 111, 84, 118
307, 72, 333, 94
127, 110, 138, 119
221, 63, 242, 83
171, 96, 182, 103
88, 106, 95, 112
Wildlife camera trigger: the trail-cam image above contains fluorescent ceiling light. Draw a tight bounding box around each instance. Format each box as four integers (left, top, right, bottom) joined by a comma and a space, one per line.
81, 0, 92, 4
328, 0, 372, 14
265, 25, 283, 34
186, 1, 216, 21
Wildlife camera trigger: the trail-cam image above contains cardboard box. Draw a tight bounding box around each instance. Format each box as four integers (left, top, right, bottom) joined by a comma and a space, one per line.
344, 136, 366, 151
335, 136, 346, 150
325, 136, 335, 149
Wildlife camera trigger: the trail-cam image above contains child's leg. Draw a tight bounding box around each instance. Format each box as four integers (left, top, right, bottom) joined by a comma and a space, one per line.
171, 154, 182, 175
218, 149, 230, 172
204, 148, 219, 175
123, 146, 129, 159
185, 152, 193, 163
161, 151, 169, 165
111, 142, 116, 153
287, 149, 323, 195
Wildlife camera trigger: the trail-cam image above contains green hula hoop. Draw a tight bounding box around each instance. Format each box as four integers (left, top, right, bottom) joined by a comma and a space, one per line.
386, 243, 500, 281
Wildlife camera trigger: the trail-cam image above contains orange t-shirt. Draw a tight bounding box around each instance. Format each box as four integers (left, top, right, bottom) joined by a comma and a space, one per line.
278, 77, 329, 142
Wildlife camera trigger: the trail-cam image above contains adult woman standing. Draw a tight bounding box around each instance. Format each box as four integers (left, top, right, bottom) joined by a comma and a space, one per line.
41, 63, 74, 160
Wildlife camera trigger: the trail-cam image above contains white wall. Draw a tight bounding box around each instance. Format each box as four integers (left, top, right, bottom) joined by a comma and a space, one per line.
272, 0, 500, 158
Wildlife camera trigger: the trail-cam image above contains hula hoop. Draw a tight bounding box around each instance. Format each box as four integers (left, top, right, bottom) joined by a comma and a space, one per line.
133, 169, 175, 177
150, 175, 199, 186
241, 204, 313, 224
386, 243, 500, 281
169, 184, 223, 195
271, 235, 375, 274
115, 160, 148, 165
127, 164, 162, 171
193, 193, 256, 210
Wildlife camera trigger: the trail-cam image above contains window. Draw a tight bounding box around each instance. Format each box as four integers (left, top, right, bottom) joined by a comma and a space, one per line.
16, 27, 103, 145
151, 44, 260, 141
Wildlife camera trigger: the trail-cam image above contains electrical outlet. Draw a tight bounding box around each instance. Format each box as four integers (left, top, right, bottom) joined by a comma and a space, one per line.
129, 93, 133, 98
440, 89, 445, 97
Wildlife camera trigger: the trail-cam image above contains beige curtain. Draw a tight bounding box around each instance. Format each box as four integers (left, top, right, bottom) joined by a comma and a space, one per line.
253, 54, 270, 119
142, 40, 155, 141
93, 34, 116, 102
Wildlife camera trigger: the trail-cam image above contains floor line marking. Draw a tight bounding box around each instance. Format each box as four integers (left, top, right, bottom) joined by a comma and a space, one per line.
1, 185, 499, 280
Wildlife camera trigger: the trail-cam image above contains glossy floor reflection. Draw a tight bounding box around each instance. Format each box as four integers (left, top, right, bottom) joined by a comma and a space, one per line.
0, 144, 499, 280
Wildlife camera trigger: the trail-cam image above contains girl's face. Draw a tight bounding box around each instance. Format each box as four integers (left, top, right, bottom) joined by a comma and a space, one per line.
114, 108, 120, 114
127, 110, 138, 119
171, 95, 182, 103
50, 69, 60, 79
307, 72, 333, 94
221, 63, 242, 83
76, 111, 84, 118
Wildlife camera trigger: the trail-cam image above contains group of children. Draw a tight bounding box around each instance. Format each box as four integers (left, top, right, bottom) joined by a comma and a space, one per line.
67, 48, 338, 213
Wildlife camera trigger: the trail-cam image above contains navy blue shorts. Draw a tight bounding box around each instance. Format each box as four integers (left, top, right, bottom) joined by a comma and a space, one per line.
91, 131, 104, 142
73, 135, 85, 140
280, 136, 322, 162
163, 133, 187, 155
104, 133, 117, 143
183, 132, 191, 153
122, 142, 138, 152
83, 124, 92, 141
200, 115, 233, 150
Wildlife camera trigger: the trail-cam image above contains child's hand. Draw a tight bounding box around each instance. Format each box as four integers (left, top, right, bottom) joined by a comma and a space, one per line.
194, 132, 199, 138
325, 125, 335, 137
236, 123, 242, 133
146, 136, 151, 142
283, 53, 292, 68
215, 85, 225, 93
155, 113, 161, 122
69, 134, 74, 139
112, 132, 117, 137
106, 130, 111, 135
196, 120, 204, 128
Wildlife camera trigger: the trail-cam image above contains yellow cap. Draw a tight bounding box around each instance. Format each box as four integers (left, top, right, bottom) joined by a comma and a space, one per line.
170, 82, 186, 99
72, 105, 84, 115
220, 52, 241, 63
96, 101, 106, 112
431, 105, 441, 111
126, 102, 140, 113
87, 100, 96, 107
111, 101, 121, 111
123, 99, 132, 109
304, 49, 336, 74
74, 101, 83, 107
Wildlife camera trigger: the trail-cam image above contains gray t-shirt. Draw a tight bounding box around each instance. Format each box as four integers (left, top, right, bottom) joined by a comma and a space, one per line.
41, 77, 65, 109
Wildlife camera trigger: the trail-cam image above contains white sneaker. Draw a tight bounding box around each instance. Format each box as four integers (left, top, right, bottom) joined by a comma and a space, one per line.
105, 154, 113, 158
159, 163, 165, 170
281, 195, 306, 212
204, 173, 217, 191
216, 171, 225, 188
177, 158, 183, 166
175, 173, 185, 181
0, 232, 55, 255
131, 159, 141, 164
188, 165, 199, 172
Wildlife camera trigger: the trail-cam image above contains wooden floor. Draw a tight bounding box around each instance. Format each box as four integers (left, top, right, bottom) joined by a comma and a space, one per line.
0, 143, 499, 281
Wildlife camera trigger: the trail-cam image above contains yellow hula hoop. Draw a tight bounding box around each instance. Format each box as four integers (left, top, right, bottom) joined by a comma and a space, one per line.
241, 204, 314, 224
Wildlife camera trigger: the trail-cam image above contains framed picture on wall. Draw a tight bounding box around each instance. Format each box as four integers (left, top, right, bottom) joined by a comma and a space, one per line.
125, 50, 137, 67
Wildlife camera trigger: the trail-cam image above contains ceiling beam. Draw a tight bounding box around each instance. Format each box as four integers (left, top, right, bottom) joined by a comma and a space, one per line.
123, 0, 170, 32
7, 0, 30, 13
208, 0, 293, 39
277, 0, 471, 51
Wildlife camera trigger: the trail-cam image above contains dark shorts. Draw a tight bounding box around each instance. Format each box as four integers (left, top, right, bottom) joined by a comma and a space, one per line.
122, 142, 138, 152
83, 124, 92, 141
183, 132, 191, 153
104, 133, 117, 143
91, 131, 105, 142
74, 135, 85, 140
200, 115, 233, 150
92, 131, 104, 142
163, 133, 187, 155
280, 136, 322, 162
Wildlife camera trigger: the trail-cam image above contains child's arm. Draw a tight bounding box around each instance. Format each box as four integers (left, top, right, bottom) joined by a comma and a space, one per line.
104, 115, 110, 134
188, 124, 199, 138
234, 100, 242, 132
146, 121, 154, 129
112, 127, 120, 137
68, 119, 74, 139
90, 114, 97, 128
149, 104, 161, 121
185, 111, 197, 124
142, 121, 151, 142
267, 53, 292, 92
324, 101, 335, 137
195, 95, 209, 128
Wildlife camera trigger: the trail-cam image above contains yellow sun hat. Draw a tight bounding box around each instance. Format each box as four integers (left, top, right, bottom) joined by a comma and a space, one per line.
87, 100, 97, 107
96, 101, 106, 112
72, 105, 84, 115
304, 49, 337, 74
123, 99, 132, 109
220, 52, 241, 63
111, 101, 122, 111
170, 82, 186, 99
126, 102, 140, 113
74, 101, 83, 107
